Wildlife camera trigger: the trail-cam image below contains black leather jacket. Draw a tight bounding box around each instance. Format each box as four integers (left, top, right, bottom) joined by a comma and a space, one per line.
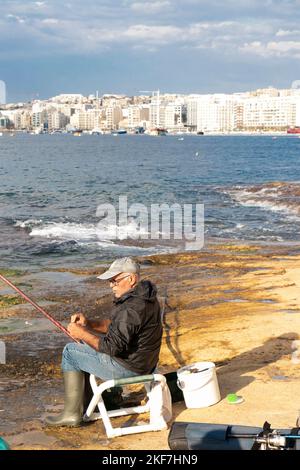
98, 280, 162, 374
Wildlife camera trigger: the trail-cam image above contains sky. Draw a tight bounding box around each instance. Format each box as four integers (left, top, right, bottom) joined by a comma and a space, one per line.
1, 0, 300, 102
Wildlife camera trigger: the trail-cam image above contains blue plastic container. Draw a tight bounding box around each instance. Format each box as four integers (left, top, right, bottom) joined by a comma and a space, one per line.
0, 437, 10, 450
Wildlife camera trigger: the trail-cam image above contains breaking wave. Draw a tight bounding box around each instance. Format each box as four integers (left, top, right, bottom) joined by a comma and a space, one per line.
28, 220, 150, 242
14, 219, 43, 229
226, 181, 300, 218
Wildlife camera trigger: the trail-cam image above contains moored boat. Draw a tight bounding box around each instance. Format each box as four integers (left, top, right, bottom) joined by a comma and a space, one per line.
111, 129, 127, 135
287, 127, 300, 134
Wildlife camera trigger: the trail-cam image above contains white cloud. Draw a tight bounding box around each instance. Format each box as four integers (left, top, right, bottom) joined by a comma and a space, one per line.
42, 18, 59, 24
1, 0, 300, 60
130, 1, 171, 14
268, 40, 300, 54
240, 41, 267, 56
276, 29, 300, 37
6, 13, 26, 24
0, 16, 279, 56
132, 44, 158, 52
187, 21, 236, 41
240, 40, 300, 58
28, 19, 231, 53
124, 24, 181, 42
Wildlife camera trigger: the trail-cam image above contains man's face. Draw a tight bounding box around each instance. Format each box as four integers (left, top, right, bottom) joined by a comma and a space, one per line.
109, 272, 136, 298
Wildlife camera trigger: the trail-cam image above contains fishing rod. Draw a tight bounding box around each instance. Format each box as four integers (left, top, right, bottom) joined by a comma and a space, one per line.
0, 273, 79, 343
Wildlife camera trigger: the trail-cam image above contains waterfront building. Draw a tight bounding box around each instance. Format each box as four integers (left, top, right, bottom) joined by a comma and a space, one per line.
32, 110, 48, 129
127, 105, 150, 129
70, 109, 101, 130
164, 103, 185, 129
102, 95, 131, 108
242, 95, 300, 130
51, 94, 85, 104
186, 89, 300, 132
47, 110, 69, 131
0, 114, 9, 128
4, 87, 300, 133
187, 94, 235, 133
13, 110, 32, 130
149, 95, 185, 130
128, 105, 141, 129
103, 106, 123, 130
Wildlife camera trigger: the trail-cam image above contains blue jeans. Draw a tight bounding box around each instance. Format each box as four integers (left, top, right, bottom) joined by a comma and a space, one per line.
61, 342, 139, 380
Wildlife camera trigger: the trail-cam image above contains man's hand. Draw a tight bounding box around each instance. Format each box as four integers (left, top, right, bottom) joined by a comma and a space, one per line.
67, 322, 87, 340
70, 312, 88, 326
67, 322, 100, 351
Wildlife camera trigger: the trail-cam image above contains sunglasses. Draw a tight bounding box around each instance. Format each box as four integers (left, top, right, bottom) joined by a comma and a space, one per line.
109, 274, 131, 286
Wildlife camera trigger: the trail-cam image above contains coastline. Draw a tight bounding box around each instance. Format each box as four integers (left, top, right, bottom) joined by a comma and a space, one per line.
1, 241, 300, 449
2, 129, 298, 136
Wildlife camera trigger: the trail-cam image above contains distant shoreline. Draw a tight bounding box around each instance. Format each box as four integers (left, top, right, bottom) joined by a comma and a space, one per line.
1, 129, 299, 137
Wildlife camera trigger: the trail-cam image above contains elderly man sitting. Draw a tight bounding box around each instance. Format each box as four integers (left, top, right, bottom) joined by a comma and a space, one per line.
45, 257, 163, 427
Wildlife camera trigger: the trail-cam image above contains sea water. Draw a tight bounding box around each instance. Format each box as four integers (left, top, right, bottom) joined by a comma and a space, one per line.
1, 133, 300, 269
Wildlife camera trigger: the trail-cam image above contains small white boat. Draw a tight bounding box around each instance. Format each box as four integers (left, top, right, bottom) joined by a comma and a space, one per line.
0, 132, 3, 137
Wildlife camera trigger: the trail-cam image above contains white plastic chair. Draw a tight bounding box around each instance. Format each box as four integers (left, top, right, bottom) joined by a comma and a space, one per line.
83, 373, 171, 438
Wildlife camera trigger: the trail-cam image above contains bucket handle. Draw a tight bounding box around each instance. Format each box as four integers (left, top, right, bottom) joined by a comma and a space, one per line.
177, 374, 213, 393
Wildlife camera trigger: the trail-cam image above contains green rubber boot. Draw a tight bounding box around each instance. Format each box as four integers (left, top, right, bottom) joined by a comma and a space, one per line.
45, 371, 85, 427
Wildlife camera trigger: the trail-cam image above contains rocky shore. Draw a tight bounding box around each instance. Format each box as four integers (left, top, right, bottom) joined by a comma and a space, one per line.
1, 242, 300, 450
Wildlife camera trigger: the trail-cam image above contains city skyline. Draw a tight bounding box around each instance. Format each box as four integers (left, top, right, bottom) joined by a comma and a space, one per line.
2, 86, 300, 134
1, 1, 300, 101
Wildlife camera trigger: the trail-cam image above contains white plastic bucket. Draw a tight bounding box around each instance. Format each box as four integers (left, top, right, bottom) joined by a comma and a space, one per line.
177, 361, 221, 409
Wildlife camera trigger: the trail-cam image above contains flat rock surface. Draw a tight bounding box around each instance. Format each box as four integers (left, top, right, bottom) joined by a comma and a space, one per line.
1, 243, 300, 449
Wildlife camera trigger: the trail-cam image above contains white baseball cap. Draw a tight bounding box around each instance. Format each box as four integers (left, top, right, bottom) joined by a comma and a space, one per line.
97, 257, 140, 280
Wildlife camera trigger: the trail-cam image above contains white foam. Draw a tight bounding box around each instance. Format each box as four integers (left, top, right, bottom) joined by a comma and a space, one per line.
29, 220, 151, 243
235, 197, 299, 216
30, 223, 98, 241
227, 186, 300, 218
15, 219, 43, 228
222, 223, 246, 233
98, 219, 150, 240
